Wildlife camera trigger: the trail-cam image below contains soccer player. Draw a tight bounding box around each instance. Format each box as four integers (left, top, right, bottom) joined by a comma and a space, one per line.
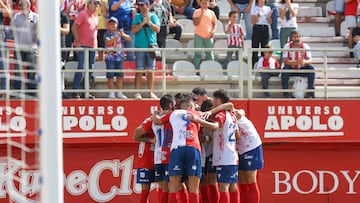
198, 99, 219, 203
151, 95, 175, 203
134, 117, 156, 203
235, 109, 264, 203
189, 89, 240, 203
205, 103, 264, 203
153, 93, 190, 203
167, 96, 202, 203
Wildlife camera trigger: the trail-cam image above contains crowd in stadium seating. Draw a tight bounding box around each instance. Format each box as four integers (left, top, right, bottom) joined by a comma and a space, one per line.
55, 0, 321, 99
1, 0, 358, 99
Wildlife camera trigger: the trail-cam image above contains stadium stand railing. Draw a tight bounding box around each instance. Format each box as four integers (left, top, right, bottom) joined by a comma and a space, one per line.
56, 47, 360, 99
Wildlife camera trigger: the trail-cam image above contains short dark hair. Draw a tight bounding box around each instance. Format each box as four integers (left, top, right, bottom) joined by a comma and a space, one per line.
180, 92, 197, 102
174, 92, 183, 100
192, 87, 207, 96
200, 99, 213, 112
229, 11, 237, 18
178, 99, 192, 110
160, 94, 174, 110
213, 89, 229, 103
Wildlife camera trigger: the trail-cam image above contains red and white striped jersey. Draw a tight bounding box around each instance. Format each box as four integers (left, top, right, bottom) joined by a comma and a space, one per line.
61, 0, 86, 18
225, 23, 244, 47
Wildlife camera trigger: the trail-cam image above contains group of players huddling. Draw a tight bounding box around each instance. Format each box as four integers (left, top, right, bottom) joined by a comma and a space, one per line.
133, 88, 264, 203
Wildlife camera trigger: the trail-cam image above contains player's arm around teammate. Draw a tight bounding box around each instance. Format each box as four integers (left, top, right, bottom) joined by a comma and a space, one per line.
134, 118, 156, 203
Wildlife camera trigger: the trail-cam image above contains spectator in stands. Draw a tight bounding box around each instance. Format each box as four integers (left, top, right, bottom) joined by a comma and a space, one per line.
109, 0, 136, 61
96, 0, 108, 61
60, 8, 70, 65
0, 0, 11, 94
13, 0, 37, 12
131, 0, 160, 99
60, 3, 70, 99
168, 1, 183, 41
334, 0, 344, 37
227, 0, 253, 40
151, 0, 172, 48
192, 0, 216, 70
281, 30, 315, 98
265, 0, 279, 40
345, 0, 358, 58
61, 0, 86, 61
11, 0, 38, 97
2, 0, 12, 40
71, 0, 99, 99
256, 45, 280, 97
223, 10, 245, 69
251, 0, 272, 66
352, 19, 360, 68
171, 0, 195, 19
278, 0, 298, 48
193, 0, 219, 20
30, 0, 36, 11
104, 17, 131, 99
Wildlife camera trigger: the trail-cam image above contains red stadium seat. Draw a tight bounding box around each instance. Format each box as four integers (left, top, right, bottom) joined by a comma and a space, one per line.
122, 60, 173, 82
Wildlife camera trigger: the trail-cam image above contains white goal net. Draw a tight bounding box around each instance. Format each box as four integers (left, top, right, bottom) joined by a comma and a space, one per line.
0, 0, 63, 202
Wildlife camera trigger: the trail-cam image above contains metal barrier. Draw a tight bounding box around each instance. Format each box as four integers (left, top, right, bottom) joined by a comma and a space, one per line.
61, 47, 360, 99
2, 46, 359, 99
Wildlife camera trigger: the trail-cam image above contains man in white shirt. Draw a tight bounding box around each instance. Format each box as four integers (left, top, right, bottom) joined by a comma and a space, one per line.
281, 30, 315, 98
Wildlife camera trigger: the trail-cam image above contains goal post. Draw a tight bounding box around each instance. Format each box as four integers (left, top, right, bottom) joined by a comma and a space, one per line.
38, 0, 64, 202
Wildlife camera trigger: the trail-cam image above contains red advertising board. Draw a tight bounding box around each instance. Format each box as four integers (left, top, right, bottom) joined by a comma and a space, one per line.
261, 142, 360, 203
61, 100, 160, 143
247, 100, 359, 143
0, 99, 359, 202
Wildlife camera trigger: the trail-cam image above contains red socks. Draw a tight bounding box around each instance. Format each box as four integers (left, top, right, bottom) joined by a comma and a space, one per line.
230, 190, 240, 203
219, 191, 230, 203
168, 192, 178, 203
208, 184, 219, 203
199, 185, 210, 203
189, 192, 200, 203
247, 183, 260, 203
179, 188, 189, 203
139, 189, 150, 203
239, 184, 249, 203
161, 191, 169, 203
158, 188, 163, 203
